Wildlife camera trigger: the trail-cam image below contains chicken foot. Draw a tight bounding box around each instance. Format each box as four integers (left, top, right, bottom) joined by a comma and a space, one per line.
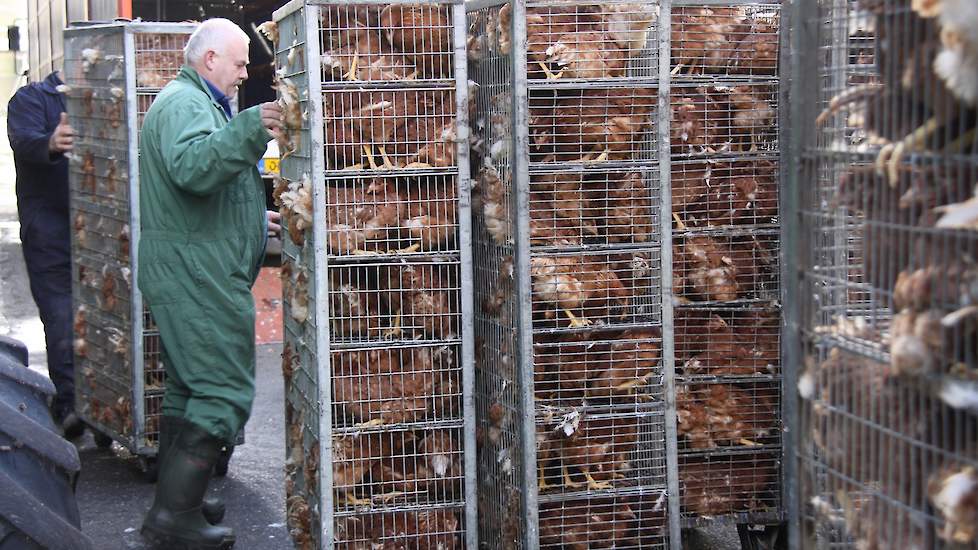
344, 51, 359, 81
383, 311, 403, 339
536, 62, 564, 80
583, 469, 613, 491
342, 492, 373, 507
563, 309, 592, 329
876, 117, 941, 187
614, 370, 656, 392
351, 243, 421, 256
353, 418, 386, 429
562, 465, 584, 488
579, 149, 611, 163
374, 491, 405, 503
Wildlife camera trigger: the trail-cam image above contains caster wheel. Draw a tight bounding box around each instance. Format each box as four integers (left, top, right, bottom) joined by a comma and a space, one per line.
214, 445, 234, 477
93, 431, 113, 449
138, 456, 159, 484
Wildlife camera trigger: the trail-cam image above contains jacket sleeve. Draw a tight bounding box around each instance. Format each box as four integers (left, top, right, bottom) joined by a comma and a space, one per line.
6, 86, 60, 166
157, 101, 271, 197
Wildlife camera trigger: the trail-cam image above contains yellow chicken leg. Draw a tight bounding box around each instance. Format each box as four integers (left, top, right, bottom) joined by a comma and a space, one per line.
383, 311, 403, 339
344, 52, 359, 81
363, 144, 381, 170
562, 466, 583, 488
536, 62, 563, 80
403, 162, 433, 170
584, 149, 610, 163
672, 213, 688, 231
614, 371, 655, 391
378, 146, 396, 169
376, 491, 404, 503
343, 492, 372, 507
584, 470, 613, 491
876, 117, 941, 187
538, 463, 552, 491
564, 309, 591, 328
353, 418, 385, 430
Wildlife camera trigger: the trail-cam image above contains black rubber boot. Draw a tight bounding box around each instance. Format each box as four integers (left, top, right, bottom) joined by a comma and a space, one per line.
158, 416, 226, 524
141, 421, 235, 550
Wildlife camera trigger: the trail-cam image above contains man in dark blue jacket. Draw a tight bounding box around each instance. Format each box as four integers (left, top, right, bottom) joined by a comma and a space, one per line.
7, 71, 83, 438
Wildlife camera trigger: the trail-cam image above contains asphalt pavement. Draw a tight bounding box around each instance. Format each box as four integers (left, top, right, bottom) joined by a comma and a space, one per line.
72, 344, 290, 549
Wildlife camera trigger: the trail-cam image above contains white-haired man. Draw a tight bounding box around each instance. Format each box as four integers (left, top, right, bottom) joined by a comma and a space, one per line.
137, 18, 282, 549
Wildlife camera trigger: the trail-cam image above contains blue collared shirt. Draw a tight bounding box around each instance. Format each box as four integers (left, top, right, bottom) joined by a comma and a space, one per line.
203, 78, 233, 120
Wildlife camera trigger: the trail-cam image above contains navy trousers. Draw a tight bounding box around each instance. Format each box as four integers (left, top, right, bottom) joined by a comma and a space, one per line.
20, 206, 74, 417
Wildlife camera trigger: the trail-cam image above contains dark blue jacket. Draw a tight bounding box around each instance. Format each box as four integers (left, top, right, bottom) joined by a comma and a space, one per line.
7, 72, 69, 221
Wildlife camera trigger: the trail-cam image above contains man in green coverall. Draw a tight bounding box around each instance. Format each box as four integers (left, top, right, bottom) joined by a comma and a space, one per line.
137, 18, 283, 549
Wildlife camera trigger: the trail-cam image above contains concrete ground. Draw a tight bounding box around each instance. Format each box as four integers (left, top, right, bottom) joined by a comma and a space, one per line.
0, 114, 742, 549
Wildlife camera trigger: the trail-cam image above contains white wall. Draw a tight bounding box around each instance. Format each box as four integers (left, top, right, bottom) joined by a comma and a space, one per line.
0, 0, 28, 112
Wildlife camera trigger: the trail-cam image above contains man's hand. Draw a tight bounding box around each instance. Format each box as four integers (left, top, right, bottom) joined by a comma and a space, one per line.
266, 210, 282, 239
49, 112, 75, 154
260, 102, 284, 141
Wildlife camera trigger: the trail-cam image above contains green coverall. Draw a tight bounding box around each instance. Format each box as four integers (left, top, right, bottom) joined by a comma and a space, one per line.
137, 66, 270, 443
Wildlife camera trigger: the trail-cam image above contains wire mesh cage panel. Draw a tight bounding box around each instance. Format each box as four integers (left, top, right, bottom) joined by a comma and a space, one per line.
792, 0, 978, 548
64, 22, 195, 458
272, 1, 476, 547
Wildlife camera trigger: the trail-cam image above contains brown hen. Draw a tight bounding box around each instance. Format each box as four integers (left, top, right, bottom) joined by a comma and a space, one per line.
539, 499, 639, 549
530, 254, 630, 328
676, 383, 776, 449
369, 429, 463, 499
380, 4, 453, 79
332, 346, 441, 426
335, 509, 460, 550
557, 415, 638, 490
384, 262, 459, 339
324, 180, 401, 255
531, 87, 655, 164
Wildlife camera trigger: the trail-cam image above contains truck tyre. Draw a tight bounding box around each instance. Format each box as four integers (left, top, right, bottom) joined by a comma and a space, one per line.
0, 336, 94, 550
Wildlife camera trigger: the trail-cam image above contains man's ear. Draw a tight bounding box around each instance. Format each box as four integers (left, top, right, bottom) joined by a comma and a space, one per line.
204, 50, 216, 71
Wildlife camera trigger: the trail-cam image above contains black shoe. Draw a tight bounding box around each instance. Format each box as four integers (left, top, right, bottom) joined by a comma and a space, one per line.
52, 405, 85, 440
142, 421, 235, 549
62, 411, 85, 440
158, 416, 226, 524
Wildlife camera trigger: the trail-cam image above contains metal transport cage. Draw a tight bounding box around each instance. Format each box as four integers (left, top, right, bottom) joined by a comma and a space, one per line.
64, 21, 196, 475
271, 1, 477, 547
788, 0, 978, 548
466, 0, 787, 548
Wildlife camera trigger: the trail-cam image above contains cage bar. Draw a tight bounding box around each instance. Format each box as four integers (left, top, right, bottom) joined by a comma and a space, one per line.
273, 0, 477, 547
65, 21, 196, 469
